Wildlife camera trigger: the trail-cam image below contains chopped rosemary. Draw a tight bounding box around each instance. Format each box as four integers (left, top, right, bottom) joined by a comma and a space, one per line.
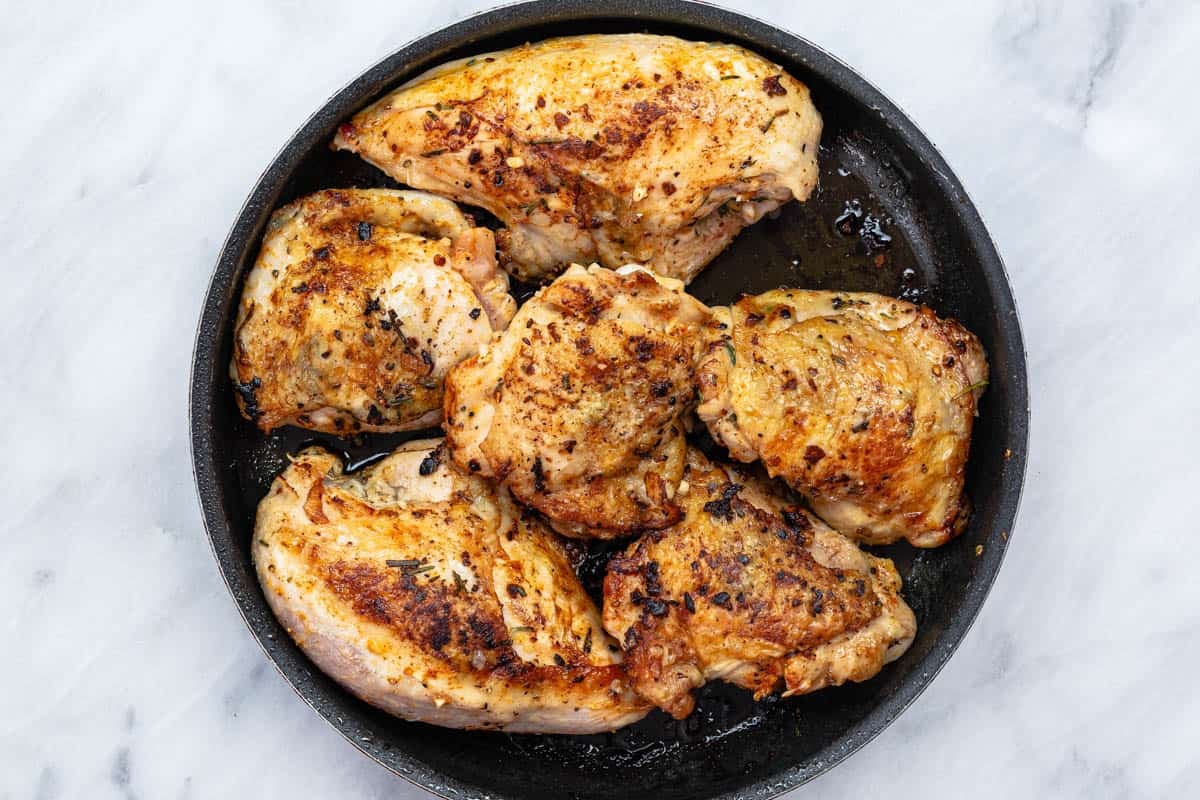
425, 109, 439, 121
420, 149, 446, 157
954, 380, 989, 399
720, 74, 741, 80
453, 572, 467, 595
759, 109, 787, 133
519, 198, 549, 215
723, 340, 737, 365
386, 559, 435, 576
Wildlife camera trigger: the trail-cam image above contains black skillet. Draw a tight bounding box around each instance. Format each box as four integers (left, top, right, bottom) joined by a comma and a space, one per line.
190, 2, 1029, 797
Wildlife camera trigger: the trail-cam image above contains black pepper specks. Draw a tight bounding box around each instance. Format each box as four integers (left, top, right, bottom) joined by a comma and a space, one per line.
418, 445, 443, 476
531, 457, 547, 493
702, 484, 742, 521
643, 561, 663, 596
644, 599, 668, 617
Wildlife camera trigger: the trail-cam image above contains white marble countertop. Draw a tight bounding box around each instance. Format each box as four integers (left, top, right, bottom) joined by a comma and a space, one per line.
4, 0, 1198, 797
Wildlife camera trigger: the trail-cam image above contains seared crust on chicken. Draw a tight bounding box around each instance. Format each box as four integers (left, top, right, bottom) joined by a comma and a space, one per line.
603, 448, 916, 719
696, 290, 988, 547
231, 189, 516, 433
442, 264, 717, 538
253, 440, 649, 733
333, 34, 822, 283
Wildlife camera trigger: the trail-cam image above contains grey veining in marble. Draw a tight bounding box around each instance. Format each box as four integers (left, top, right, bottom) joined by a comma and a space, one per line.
3, 0, 1198, 797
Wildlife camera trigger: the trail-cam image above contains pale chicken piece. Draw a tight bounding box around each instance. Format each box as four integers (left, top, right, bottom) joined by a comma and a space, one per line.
443, 264, 718, 539
231, 188, 516, 434
333, 33, 822, 284
696, 290, 988, 548
603, 448, 916, 719
254, 440, 649, 733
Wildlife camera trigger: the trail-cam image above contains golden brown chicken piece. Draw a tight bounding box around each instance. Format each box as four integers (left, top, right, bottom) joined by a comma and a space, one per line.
696, 290, 988, 547
254, 440, 649, 733
442, 264, 718, 539
231, 188, 516, 433
333, 34, 822, 284
603, 448, 916, 719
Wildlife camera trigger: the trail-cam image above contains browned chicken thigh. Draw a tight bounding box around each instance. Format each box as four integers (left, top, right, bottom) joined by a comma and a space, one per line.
254, 440, 649, 733
603, 448, 916, 719
231, 189, 515, 433
442, 264, 718, 538
696, 290, 988, 547
333, 34, 822, 283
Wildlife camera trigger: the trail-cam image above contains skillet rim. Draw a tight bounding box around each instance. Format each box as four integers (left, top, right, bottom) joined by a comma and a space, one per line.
189, 1, 1030, 798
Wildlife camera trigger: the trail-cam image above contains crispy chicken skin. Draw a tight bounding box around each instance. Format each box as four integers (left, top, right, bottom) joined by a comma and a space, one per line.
253, 440, 649, 733
333, 34, 822, 284
603, 448, 916, 719
231, 189, 516, 434
696, 290, 988, 547
442, 264, 718, 539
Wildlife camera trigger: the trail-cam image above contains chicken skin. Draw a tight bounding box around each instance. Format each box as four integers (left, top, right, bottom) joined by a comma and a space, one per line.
333, 34, 822, 284
231, 188, 516, 434
442, 264, 718, 539
603, 448, 916, 719
254, 440, 649, 733
696, 290, 988, 547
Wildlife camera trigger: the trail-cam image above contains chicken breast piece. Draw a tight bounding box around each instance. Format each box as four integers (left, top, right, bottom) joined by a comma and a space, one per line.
254, 440, 649, 733
333, 33, 822, 284
696, 290, 988, 547
443, 263, 718, 539
603, 448, 916, 719
231, 188, 516, 434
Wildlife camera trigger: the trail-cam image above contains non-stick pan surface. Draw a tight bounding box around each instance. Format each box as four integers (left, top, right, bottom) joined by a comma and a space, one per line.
190, 2, 1029, 798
